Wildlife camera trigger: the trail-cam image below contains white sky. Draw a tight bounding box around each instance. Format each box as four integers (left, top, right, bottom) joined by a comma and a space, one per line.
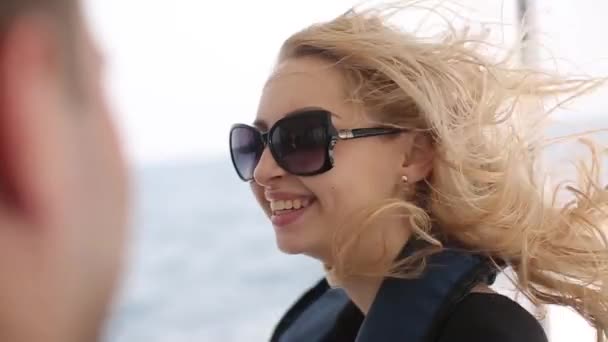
83, 0, 608, 165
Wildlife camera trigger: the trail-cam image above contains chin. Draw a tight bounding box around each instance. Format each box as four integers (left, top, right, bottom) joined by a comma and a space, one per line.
275, 235, 329, 262
275, 237, 309, 255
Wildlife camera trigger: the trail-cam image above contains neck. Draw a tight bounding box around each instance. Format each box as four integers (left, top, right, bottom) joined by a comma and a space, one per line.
325, 219, 411, 314
332, 274, 384, 314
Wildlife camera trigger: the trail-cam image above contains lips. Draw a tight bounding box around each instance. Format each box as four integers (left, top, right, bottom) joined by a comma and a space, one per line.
264, 193, 316, 227
270, 199, 316, 227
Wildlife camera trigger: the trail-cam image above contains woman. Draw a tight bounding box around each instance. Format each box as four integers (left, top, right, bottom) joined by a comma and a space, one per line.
229, 2, 608, 341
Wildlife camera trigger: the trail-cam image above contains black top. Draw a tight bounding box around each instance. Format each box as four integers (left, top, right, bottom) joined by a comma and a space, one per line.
271, 281, 548, 342
437, 293, 548, 342
324, 292, 549, 342
271, 241, 547, 342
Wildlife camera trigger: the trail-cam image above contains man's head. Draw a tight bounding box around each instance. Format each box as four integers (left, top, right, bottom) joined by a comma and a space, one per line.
0, 1, 128, 341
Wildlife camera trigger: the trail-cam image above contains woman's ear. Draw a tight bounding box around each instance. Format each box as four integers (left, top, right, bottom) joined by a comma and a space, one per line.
401, 133, 434, 182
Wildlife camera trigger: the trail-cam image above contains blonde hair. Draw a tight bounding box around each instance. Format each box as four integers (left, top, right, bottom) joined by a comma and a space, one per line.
277, 1, 608, 339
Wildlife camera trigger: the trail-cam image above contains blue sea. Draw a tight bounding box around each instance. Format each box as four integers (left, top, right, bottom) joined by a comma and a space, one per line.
103, 158, 324, 342
102, 119, 608, 342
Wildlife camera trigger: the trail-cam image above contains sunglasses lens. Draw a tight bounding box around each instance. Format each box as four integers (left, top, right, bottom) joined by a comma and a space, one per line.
230, 126, 263, 181
271, 113, 329, 175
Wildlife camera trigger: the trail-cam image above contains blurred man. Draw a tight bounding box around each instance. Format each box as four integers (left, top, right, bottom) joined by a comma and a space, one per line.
0, 1, 129, 341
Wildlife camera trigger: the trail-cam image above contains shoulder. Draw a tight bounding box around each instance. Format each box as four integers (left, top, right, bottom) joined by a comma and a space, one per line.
436, 293, 548, 342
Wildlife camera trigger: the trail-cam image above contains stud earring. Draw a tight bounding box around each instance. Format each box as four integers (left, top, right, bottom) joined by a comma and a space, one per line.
402, 175, 409, 184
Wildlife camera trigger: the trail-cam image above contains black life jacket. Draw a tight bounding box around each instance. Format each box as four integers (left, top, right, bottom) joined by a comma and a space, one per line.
270, 240, 499, 342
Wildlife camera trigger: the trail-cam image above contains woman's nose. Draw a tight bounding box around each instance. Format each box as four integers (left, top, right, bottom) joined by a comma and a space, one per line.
253, 147, 287, 186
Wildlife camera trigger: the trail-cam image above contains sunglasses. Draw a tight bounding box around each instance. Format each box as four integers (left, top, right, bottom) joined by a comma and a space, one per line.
229, 109, 405, 182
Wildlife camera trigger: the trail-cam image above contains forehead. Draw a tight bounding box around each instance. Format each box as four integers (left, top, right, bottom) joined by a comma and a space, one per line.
255, 57, 361, 130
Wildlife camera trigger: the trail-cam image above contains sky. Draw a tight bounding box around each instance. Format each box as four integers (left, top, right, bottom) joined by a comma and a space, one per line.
83, 0, 608, 166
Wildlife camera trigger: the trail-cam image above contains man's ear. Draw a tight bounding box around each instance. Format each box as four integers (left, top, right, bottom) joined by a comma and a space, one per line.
0, 15, 69, 225
400, 132, 435, 183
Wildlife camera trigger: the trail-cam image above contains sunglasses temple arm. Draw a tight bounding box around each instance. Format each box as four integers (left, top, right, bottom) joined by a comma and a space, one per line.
338, 128, 405, 140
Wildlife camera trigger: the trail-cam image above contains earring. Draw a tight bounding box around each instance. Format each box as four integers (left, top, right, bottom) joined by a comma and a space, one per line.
402, 175, 409, 184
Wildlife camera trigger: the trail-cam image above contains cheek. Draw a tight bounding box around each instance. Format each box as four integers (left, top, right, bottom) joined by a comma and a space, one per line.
332, 142, 399, 195
303, 172, 380, 219
76, 108, 127, 221
299, 139, 401, 217
312, 148, 399, 219
250, 182, 270, 215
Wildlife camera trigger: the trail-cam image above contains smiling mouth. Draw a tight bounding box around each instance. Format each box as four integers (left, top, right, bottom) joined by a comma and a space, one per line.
270, 198, 314, 215
268, 198, 317, 228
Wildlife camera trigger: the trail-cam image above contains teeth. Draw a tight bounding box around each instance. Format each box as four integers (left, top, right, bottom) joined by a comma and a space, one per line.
270, 199, 312, 212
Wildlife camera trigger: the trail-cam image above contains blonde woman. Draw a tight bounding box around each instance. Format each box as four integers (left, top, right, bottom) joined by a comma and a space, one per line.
229, 2, 608, 341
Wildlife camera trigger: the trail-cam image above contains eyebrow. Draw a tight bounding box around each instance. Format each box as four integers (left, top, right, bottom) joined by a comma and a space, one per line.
252, 107, 341, 131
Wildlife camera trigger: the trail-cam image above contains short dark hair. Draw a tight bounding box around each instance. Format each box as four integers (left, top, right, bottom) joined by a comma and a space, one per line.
0, 0, 78, 35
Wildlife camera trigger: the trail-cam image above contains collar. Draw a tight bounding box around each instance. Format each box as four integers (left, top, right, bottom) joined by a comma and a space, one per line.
356, 239, 496, 342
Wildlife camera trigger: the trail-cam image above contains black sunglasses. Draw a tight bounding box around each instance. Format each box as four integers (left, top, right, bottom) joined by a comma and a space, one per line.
229, 109, 405, 182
